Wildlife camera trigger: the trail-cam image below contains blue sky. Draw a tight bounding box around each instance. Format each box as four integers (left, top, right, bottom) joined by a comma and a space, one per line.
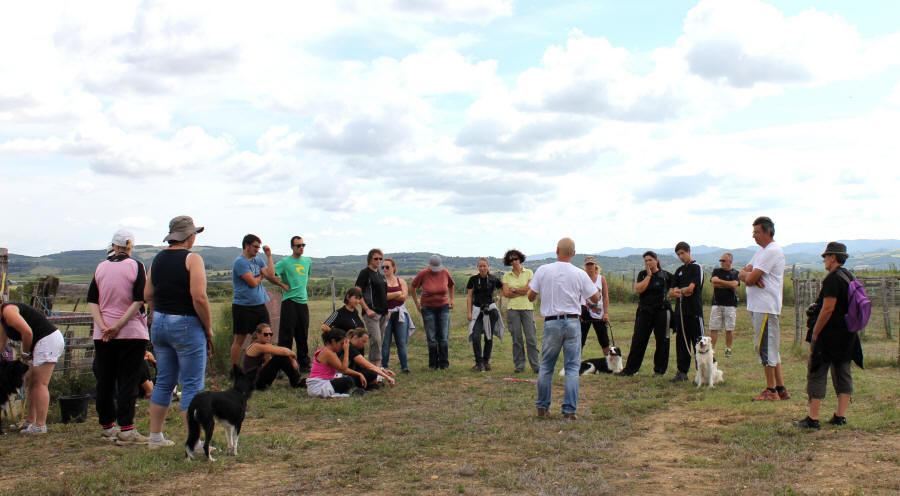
1, 0, 898, 259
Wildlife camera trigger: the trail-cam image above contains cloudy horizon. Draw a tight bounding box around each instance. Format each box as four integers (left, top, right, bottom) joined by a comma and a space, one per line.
2, 0, 899, 258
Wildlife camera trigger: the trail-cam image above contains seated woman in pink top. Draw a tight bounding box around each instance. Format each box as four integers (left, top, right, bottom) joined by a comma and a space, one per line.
87, 229, 151, 444
307, 328, 367, 398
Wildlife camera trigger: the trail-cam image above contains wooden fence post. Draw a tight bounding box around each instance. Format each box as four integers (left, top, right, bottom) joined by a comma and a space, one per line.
0, 247, 8, 303
792, 264, 801, 343
330, 274, 336, 312
882, 277, 892, 339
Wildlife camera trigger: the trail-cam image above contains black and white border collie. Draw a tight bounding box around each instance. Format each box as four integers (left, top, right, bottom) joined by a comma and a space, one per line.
185, 366, 254, 461
559, 346, 624, 376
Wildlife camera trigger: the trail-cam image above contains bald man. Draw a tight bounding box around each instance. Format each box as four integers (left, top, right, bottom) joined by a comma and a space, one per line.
527, 238, 600, 420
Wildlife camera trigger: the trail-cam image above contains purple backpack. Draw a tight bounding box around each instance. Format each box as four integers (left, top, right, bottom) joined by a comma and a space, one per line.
837, 270, 871, 333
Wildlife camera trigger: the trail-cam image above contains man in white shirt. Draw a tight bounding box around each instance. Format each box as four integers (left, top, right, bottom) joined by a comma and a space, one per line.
527, 238, 600, 420
739, 216, 790, 401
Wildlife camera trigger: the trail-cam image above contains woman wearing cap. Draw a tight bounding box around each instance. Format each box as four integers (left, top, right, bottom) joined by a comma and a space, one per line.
410, 255, 455, 370
0, 302, 65, 434
87, 229, 151, 444
144, 216, 212, 449
580, 256, 611, 356
502, 249, 539, 373
618, 251, 673, 377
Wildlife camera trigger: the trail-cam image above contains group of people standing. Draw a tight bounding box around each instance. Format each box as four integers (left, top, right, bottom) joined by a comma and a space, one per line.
0, 214, 864, 442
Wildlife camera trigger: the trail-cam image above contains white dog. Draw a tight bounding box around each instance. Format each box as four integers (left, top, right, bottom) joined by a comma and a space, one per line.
694, 336, 724, 387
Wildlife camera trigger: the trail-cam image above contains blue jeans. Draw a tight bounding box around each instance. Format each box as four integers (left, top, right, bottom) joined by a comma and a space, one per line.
536, 317, 582, 414
421, 305, 450, 369
149, 312, 207, 412
382, 312, 409, 371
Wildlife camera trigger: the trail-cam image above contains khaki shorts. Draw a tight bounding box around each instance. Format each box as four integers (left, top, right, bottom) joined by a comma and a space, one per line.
709, 305, 737, 331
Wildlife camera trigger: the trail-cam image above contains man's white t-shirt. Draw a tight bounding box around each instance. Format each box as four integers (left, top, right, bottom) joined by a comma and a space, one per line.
529, 261, 598, 317
746, 241, 785, 314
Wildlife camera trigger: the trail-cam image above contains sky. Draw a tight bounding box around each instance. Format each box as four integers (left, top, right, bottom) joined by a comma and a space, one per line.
2, 0, 899, 258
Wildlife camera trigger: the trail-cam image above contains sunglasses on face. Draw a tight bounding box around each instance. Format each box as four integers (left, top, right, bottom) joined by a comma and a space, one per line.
262, 332, 273, 337
373, 257, 383, 261
382, 265, 391, 269
585, 262, 596, 266
718, 259, 727, 262
293, 243, 306, 248
509, 258, 519, 262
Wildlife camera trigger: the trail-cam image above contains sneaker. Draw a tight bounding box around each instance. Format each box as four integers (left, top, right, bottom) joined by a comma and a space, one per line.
793, 416, 821, 430
116, 429, 149, 445
616, 369, 638, 377
777, 389, 791, 400
483, 362, 492, 371
402, 369, 410, 374
670, 372, 689, 383
514, 368, 524, 374
471, 364, 484, 372
22, 424, 47, 434
827, 414, 847, 426
752, 389, 779, 401
19, 422, 34, 433
101, 427, 120, 442
148, 435, 175, 449
725, 348, 733, 358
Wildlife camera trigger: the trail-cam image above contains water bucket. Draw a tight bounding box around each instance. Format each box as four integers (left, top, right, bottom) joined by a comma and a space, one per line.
58, 393, 91, 423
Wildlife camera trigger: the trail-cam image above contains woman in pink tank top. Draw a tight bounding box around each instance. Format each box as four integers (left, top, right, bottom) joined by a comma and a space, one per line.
307, 328, 367, 398
87, 230, 151, 444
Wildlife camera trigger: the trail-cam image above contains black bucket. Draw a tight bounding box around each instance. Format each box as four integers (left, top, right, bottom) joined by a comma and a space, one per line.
58, 393, 91, 423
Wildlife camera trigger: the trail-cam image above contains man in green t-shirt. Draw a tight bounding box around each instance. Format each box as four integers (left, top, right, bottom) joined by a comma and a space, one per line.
273, 236, 312, 371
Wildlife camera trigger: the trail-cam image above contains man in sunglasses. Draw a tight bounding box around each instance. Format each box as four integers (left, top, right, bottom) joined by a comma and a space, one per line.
709, 253, 740, 357
356, 249, 388, 367
273, 236, 312, 371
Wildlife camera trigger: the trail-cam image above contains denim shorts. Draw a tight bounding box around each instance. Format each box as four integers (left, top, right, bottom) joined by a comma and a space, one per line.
149, 312, 207, 411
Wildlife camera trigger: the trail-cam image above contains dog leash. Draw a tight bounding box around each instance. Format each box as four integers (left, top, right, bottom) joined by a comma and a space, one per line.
606, 321, 616, 347
677, 296, 697, 371
207, 354, 220, 392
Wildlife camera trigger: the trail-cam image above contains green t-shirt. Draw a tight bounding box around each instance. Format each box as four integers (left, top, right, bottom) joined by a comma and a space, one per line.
274, 256, 311, 304
502, 268, 534, 311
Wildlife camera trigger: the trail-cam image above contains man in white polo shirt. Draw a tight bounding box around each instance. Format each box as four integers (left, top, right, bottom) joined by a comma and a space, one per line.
527, 238, 600, 420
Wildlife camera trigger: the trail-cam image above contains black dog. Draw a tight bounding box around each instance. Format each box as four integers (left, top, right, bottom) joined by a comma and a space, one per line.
1, 360, 29, 435
185, 365, 254, 461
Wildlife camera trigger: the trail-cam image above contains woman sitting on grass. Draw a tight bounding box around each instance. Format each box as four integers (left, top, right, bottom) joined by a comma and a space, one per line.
345, 328, 396, 390
242, 323, 304, 390
307, 328, 367, 398
321, 287, 365, 332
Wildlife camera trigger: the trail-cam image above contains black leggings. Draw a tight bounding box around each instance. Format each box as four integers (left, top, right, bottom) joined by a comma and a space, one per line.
253, 355, 302, 390
351, 368, 379, 390
580, 310, 610, 349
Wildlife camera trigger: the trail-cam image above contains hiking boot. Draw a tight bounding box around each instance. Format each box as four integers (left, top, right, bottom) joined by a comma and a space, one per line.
827, 414, 847, 426
483, 362, 492, 371
777, 389, 791, 400
148, 435, 175, 449
793, 416, 821, 430
471, 363, 484, 372
116, 429, 149, 446
670, 372, 688, 383
725, 348, 733, 358
536, 407, 549, 418
752, 389, 779, 401
101, 427, 120, 442
562, 413, 578, 421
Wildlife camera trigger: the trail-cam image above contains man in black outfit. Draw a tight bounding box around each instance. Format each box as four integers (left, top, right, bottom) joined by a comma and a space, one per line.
670, 241, 704, 383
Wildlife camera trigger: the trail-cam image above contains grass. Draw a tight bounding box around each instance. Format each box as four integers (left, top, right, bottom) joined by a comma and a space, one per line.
2, 298, 899, 495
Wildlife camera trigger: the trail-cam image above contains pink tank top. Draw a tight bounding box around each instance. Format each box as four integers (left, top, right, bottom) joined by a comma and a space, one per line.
92, 258, 149, 340
309, 347, 337, 380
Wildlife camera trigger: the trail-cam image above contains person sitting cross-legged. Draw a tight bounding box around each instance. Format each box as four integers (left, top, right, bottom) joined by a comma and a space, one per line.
242, 323, 304, 391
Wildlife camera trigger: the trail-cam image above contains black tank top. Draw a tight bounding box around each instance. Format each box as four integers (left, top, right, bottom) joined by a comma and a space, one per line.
150, 249, 197, 316
242, 344, 265, 380
1, 303, 57, 352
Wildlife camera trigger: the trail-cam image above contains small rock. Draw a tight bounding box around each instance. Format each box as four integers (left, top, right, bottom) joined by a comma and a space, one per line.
458, 467, 476, 477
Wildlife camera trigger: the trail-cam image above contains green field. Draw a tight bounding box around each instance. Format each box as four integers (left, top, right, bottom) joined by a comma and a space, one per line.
2, 297, 899, 495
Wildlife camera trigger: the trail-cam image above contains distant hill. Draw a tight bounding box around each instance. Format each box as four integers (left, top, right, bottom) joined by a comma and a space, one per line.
6, 240, 898, 281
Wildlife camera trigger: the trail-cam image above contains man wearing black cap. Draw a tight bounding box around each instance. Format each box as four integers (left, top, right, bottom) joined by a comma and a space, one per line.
794, 242, 863, 429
